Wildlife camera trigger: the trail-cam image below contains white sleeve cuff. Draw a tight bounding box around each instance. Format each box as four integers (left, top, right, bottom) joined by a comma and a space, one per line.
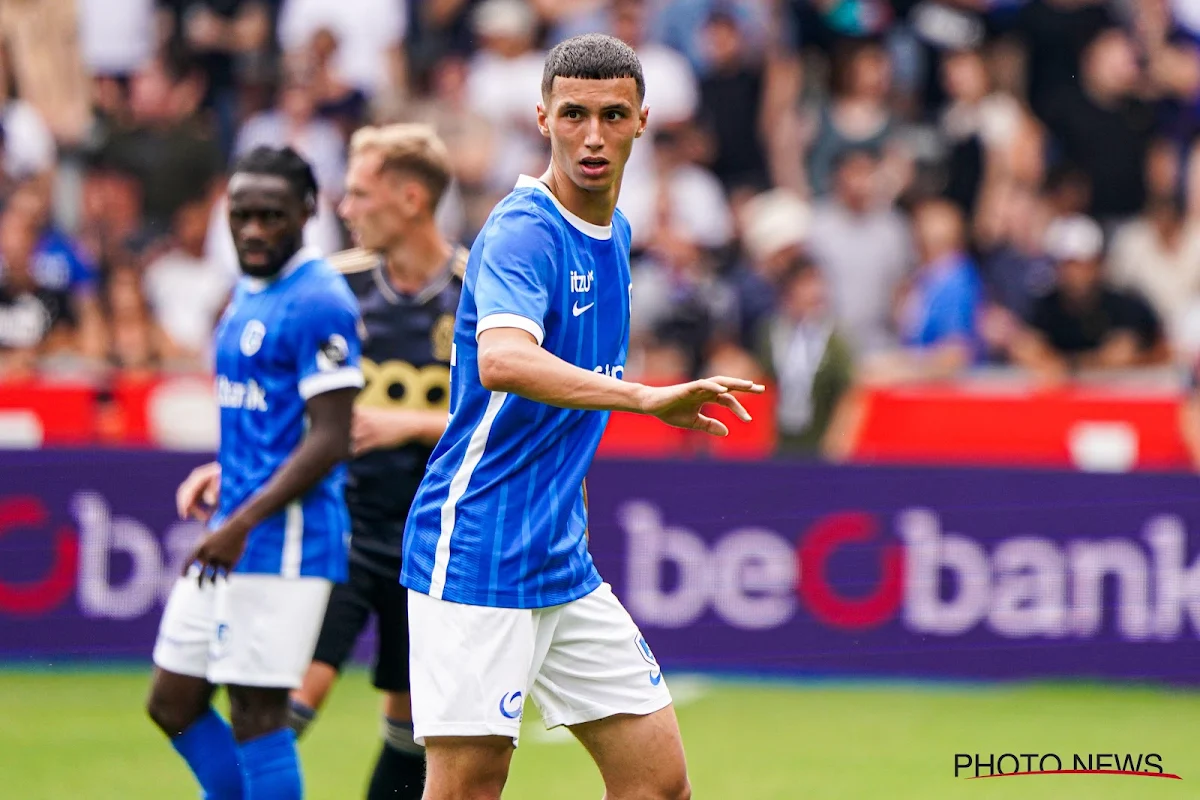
476, 313, 545, 346
298, 367, 364, 400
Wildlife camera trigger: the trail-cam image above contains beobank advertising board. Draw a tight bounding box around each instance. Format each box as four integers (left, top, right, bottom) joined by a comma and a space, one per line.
3, 452, 1200, 682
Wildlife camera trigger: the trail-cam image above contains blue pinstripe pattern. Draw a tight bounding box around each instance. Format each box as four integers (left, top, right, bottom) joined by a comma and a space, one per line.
210, 253, 362, 581
401, 179, 632, 608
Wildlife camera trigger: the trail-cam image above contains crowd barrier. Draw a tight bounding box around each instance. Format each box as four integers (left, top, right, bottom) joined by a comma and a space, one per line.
3, 451, 1199, 683
0, 375, 1194, 470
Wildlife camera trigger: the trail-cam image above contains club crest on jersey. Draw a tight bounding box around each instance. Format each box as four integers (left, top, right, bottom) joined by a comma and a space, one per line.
316, 334, 350, 372
432, 313, 455, 362
240, 320, 266, 356
570, 270, 594, 294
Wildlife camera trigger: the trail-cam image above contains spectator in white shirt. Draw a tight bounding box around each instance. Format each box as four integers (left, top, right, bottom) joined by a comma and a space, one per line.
278, 0, 408, 100
144, 196, 233, 365
465, 0, 547, 191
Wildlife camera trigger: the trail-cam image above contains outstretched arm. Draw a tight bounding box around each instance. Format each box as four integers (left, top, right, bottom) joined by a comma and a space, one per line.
478, 328, 763, 436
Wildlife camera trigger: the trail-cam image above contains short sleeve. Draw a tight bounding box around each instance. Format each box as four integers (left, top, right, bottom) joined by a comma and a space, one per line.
294, 289, 364, 400
474, 210, 556, 346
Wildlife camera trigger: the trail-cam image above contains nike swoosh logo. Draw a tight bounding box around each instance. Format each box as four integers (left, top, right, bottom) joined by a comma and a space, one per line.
649, 669, 663, 686
572, 301, 595, 317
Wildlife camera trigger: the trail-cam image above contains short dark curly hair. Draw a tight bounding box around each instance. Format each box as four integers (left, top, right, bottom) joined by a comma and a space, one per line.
231, 145, 319, 210
541, 33, 645, 104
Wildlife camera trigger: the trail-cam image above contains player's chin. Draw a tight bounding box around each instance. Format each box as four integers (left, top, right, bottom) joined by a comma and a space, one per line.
572, 166, 615, 191
239, 255, 283, 277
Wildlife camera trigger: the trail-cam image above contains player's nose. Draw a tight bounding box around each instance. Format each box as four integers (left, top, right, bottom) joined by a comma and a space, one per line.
584, 118, 604, 149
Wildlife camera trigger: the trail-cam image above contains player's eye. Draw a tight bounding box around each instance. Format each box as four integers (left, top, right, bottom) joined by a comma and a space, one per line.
605, 111, 623, 121
565, 109, 582, 120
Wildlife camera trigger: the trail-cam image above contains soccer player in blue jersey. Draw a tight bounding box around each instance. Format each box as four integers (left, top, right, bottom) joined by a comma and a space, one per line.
401, 33, 763, 800
147, 145, 363, 800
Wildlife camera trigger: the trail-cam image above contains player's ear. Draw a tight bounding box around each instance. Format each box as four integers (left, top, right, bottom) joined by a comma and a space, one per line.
635, 105, 649, 138
536, 103, 551, 139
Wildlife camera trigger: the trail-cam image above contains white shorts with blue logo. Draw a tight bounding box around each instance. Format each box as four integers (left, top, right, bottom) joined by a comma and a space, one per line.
152, 569, 332, 688
407, 582, 673, 746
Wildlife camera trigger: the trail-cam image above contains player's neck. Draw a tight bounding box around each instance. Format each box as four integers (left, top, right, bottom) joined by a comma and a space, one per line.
383, 225, 453, 296
541, 166, 619, 227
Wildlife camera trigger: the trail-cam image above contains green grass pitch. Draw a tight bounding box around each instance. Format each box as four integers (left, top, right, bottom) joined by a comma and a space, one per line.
0, 668, 1195, 799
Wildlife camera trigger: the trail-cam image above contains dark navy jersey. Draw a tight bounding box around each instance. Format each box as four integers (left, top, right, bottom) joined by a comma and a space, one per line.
331, 246, 466, 573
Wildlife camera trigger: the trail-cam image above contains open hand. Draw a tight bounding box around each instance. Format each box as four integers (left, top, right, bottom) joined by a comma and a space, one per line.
176, 462, 221, 522
640, 375, 765, 436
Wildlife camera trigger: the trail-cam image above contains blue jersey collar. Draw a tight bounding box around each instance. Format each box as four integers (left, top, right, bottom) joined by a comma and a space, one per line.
516, 175, 612, 241
243, 246, 323, 293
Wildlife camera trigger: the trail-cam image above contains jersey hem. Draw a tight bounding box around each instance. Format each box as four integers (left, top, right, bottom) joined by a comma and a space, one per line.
399, 571, 602, 610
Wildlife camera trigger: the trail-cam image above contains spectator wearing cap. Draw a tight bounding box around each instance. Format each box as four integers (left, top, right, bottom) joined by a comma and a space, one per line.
1010, 214, 1167, 378
731, 187, 810, 350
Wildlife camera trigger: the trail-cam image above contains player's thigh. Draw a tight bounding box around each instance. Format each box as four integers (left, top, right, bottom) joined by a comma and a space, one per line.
406, 589, 537, 746
532, 584, 684, 796
368, 567, 411, 697
570, 706, 690, 800
531, 583, 673, 730
207, 574, 332, 690
422, 736, 515, 800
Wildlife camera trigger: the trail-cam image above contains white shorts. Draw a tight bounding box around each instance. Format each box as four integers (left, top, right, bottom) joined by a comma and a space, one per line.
408, 582, 672, 746
152, 570, 332, 688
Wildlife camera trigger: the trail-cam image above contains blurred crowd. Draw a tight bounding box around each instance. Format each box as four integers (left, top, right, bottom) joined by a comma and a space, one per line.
4, 0, 1200, 456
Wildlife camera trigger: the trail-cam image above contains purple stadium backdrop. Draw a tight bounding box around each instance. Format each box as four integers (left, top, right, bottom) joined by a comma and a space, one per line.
3, 450, 1200, 683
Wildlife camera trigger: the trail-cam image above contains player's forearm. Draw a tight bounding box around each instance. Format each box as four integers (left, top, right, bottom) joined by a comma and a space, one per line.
224, 429, 351, 534
379, 408, 449, 447
479, 337, 646, 413
224, 392, 355, 534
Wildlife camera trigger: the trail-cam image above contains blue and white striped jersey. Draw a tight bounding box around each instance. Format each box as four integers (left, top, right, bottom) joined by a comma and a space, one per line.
211, 247, 364, 581
401, 176, 632, 608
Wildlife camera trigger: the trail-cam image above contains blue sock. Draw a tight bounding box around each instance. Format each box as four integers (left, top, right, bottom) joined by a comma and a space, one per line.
171, 709, 245, 800
239, 728, 302, 800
